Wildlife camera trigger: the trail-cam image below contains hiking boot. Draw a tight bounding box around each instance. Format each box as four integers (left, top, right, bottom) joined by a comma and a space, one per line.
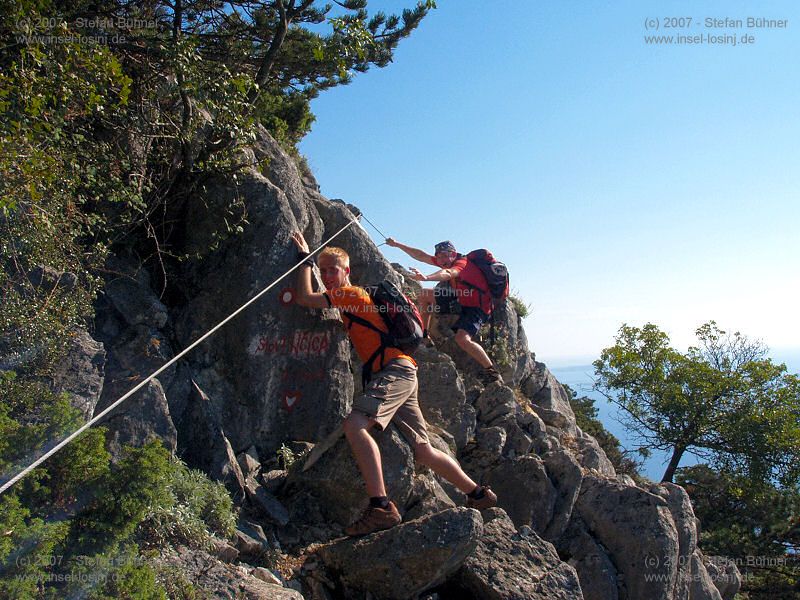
478, 365, 504, 385
466, 486, 498, 511
345, 501, 401, 536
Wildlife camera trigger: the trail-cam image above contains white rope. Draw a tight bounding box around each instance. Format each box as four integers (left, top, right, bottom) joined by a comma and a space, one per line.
0, 219, 359, 495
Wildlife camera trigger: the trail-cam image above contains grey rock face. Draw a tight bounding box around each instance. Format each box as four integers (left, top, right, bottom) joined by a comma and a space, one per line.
415, 346, 475, 450
560, 516, 619, 600
174, 134, 353, 459
483, 455, 558, 533
318, 507, 483, 600
526, 366, 578, 435
103, 256, 169, 328
457, 508, 584, 600
475, 383, 518, 425
489, 299, 536, 386
47, 329, 105, 420
155, 545, 302, 599
576, 475, 680, 600
702, 555, 741, 600
285, 426, 416, 527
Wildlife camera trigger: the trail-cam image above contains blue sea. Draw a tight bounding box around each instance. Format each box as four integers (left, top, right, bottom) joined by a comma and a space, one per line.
550, 350, 800, 482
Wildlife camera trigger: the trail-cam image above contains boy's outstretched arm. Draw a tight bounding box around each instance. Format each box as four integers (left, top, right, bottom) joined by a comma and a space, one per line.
385, 237, 438, 266
290, 232, 330, 309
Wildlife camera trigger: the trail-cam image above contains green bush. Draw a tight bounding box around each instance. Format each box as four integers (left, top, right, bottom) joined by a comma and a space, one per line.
508, 292, 531, 319
138, 460, 237, 549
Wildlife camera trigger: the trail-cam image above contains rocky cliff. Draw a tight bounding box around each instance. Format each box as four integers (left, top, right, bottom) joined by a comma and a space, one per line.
56, 127, 741, 600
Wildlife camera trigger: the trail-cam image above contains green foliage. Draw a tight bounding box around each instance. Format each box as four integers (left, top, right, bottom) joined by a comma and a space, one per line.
594, 322, 800, 485
677, 465, 800, 599
69, 441, 174, 555
1, 374, 110, 510
138, 461, 237, 549
508, 292, 531, 319
276, 443, 298, 469
564, 384, 644, 479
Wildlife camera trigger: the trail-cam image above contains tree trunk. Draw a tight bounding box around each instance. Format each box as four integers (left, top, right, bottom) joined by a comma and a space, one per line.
662, 445, 686, 483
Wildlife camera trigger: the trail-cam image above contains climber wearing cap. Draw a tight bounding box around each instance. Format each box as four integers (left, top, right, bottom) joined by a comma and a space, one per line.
385, 238, 502, 385
290, 231, 497, 537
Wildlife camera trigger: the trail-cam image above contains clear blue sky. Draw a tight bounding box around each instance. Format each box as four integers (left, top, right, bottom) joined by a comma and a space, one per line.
300, 0, 800, 368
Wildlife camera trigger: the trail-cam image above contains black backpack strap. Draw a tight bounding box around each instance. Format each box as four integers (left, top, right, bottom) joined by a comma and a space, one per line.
342, 311, 392, 387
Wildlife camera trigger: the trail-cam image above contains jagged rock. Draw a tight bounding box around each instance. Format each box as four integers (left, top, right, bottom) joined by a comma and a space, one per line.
475, 383, 518, 425
456, 508, 583, 599
180, 381, 246, 501
173, 133, 353, 458
477, 426, 507, 456
155, 544, 301, 599
688, 552, 723, 600
526, 366, 578, 435
559, 516, 619, 600
253, 567, 283, 586
318, 507, 483, 600
103, 256, 169, 328
210, 538, 240, 563
235, 528, 268, 557
415, 347, 475, 450
245, 478, 290, 526
311, 195, 402, 289
541, 446, 584, 542
491, 414, 534, 457
47, 329, 105, 420
484, 455, 558, 533
284, 426, 416, 526
97, 378, 177, 458
403, 472, 457, 522
652, 482, 699, 600
489, 300, 536, 386
702, 555, 741, 600
239, 445, 262, 479
573, 428, 616, 476
576, 475, 680, 600
262, 469, 288, 494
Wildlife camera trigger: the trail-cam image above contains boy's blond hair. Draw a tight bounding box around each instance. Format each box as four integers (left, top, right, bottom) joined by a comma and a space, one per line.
318, 246, 350, 268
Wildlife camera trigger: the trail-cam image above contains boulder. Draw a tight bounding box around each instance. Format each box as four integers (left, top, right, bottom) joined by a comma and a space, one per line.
47, 329, 105, 421
474, 383, 518, 425
575, 475, 680, 600
173, 135, 353, 459
541, 446, 584, 542
483, 455, 558, 533
702, 555, 741, 600
155, 544, 302, 599
559, 516, 619, 600
457, 508, 583, 599
318, 507, 483, 600
415, 347, 475, 450
526, 366, 578, 435
284, 425, 416, 527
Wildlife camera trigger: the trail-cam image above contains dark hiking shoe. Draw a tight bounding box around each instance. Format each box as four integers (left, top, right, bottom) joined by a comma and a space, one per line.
467, 486, 498, 511
478, 366, 504, 385
345, 501, 401, 536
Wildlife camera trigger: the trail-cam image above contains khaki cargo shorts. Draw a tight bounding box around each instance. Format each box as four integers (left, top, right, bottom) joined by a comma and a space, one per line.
352, 358, 430, 446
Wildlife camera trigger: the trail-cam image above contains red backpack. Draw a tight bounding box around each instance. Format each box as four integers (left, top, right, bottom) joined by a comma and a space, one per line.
460, 249, 510, 305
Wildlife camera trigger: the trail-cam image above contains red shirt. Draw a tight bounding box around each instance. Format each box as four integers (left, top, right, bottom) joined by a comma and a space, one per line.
449, 255, 493, 313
